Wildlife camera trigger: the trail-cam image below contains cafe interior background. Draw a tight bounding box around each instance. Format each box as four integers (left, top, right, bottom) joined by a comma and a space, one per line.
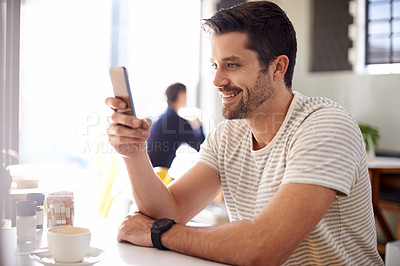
1, 0, 400, 253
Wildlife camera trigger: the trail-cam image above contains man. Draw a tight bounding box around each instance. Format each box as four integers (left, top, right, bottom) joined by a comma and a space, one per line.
106, 1, 383, 265
147, 82, 205, 169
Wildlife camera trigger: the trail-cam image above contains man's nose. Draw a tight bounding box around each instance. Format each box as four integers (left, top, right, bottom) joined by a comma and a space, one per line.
213, 68, 229, 88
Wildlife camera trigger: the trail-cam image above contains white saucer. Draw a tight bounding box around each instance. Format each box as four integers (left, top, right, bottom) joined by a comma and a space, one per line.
29, 247, 105, 266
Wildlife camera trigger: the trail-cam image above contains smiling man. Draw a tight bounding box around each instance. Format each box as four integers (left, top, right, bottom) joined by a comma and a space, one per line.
105, 1, 383, 265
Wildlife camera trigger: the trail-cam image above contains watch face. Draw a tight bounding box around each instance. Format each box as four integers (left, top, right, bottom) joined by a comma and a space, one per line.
153, 218, 173, 229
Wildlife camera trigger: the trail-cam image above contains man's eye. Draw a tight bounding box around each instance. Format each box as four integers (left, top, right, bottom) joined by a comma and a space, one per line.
227, 63, 238, 69
211, 63, 217, 70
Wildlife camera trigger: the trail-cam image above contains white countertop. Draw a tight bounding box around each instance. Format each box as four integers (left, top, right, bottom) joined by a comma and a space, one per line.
0, 220, 226, 266
368, 156, 400, 169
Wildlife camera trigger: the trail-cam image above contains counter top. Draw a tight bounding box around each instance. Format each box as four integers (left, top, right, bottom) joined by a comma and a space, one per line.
368, 156, 400, 169
0, 220, 226, 266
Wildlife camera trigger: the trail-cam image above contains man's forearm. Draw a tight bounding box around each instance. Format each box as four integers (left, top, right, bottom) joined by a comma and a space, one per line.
158, 183, 337, 265
161, 221, 287, 266
123, 153, 179, 219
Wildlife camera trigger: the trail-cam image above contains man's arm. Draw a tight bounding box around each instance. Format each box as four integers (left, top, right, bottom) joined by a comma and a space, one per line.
118, 183, 336, 266
106, 97, 220, 222
125, 159, 222, 223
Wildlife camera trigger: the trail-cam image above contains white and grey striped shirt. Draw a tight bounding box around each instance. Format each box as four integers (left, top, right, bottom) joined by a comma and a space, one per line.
198, 91, 383, 265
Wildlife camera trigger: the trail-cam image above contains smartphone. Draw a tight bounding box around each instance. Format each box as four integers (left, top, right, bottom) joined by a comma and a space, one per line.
109, 66, 136, 116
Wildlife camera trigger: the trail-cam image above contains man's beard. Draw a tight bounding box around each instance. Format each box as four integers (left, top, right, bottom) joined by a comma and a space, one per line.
221, 73, 274, 120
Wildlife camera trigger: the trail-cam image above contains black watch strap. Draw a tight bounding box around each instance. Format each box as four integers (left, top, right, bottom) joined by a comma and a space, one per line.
151, 218, 175, 250
151, 228, 167, 250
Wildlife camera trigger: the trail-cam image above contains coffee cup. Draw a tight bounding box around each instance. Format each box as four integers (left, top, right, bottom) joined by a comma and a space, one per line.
47, 226, 91, 263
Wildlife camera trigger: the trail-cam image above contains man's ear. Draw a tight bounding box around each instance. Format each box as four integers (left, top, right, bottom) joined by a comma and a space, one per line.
272, 55, 289, 82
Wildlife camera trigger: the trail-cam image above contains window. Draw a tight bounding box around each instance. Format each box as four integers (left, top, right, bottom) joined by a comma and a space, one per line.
349, 0, 400, 74
19, 0, 113, 166
366, 0, 400, 64
12, 0, 201, 224
19, 0, 201, 167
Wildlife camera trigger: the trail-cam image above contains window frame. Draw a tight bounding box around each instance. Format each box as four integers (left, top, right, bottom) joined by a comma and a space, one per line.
0, 0, 20, 168
365, 0, 400, 65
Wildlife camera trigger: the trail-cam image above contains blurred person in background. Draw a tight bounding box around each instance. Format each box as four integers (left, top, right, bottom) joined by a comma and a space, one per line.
147, 83, 205, 184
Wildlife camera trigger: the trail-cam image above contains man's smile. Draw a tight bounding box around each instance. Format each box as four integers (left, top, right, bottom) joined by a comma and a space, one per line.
220, 91, 240, 98
218, 89, 242, 103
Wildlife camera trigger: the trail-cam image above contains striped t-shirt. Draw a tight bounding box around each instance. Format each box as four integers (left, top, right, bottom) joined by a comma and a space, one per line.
198, 91, 383, 265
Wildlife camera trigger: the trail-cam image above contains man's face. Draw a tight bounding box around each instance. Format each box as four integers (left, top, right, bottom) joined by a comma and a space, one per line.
210, 32, 274, 120
177, 91, 187, 108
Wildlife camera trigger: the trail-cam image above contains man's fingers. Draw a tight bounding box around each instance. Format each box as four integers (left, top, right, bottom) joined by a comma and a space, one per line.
117, 215, 134, 243
108, 112, 143, 128
117, 227, 127, 243
107, 125, 149, 139
142, 118, 152, 130
105, 97, 126, 110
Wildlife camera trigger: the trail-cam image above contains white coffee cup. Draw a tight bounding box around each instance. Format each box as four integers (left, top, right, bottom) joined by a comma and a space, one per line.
47, 226, 91, 263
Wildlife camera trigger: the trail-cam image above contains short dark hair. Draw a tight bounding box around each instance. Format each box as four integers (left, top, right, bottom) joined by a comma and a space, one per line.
166, 82, 186, 104
202, 1, 297, 88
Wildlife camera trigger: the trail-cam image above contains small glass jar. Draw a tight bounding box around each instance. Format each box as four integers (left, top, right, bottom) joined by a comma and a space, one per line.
46, 191, 74, 227
26, 193, 45, 229
16, 200, 37, 243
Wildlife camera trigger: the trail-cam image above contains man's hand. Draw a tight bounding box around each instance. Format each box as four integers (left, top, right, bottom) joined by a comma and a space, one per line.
189, 117, 202, 130
117, 212, 155, 247
105, 97, 152, 157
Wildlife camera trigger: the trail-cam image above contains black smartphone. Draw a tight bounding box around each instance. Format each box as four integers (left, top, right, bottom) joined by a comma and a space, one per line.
109, 66, 136, 116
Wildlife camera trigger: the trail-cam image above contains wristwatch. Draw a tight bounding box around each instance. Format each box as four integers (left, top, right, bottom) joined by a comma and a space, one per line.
151, 218, 176, 250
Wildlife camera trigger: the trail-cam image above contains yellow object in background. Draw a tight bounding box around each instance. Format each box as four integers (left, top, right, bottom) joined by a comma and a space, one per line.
155, 167, 173, 185
97, 155, 121, 218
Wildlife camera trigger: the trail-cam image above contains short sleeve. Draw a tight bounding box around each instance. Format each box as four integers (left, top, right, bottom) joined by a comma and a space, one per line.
283, 107, 364, 196
197, 122, 226, 174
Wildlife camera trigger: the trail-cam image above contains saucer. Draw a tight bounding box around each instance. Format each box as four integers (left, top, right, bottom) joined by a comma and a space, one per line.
29, 247, 105, 266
